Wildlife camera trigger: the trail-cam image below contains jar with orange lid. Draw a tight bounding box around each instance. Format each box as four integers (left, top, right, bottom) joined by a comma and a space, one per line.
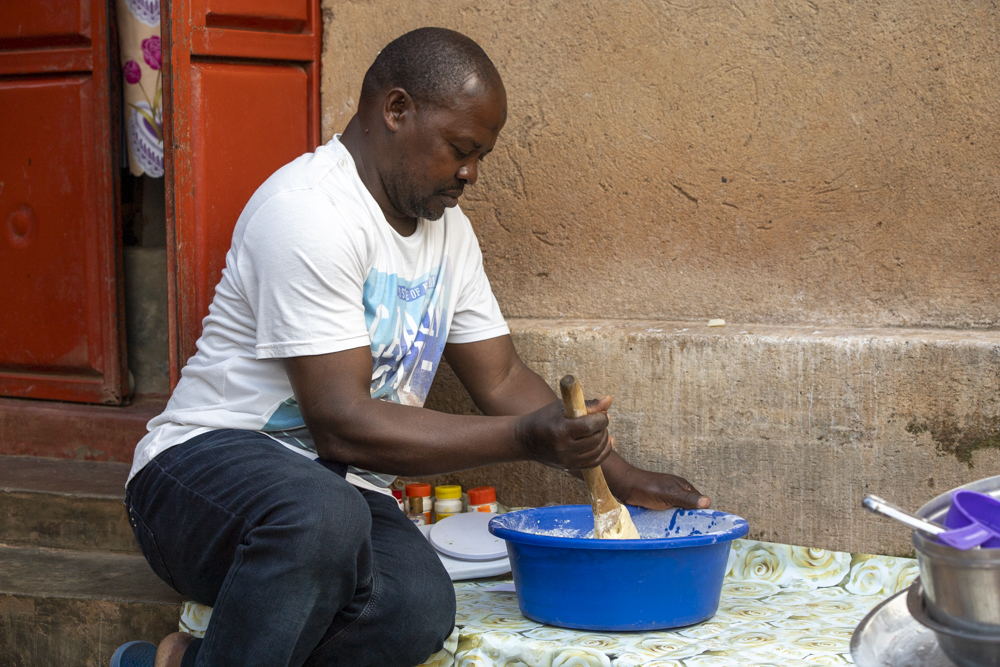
466, 486, 498, 513
405, 483, 432, 526
433, 485, 463, 522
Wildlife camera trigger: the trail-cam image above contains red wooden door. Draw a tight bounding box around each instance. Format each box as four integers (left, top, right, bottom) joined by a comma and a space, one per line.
163, 0, 321, 386
0, 1, 127, 404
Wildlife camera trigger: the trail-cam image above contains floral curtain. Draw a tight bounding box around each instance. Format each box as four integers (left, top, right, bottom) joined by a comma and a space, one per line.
117, 0, 163, 177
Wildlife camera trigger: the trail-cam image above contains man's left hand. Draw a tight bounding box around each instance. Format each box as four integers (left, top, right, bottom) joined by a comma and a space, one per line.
604, 459, 711, 510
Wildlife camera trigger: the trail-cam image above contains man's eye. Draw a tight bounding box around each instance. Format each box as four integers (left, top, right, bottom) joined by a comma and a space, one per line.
452, 145, 470, 159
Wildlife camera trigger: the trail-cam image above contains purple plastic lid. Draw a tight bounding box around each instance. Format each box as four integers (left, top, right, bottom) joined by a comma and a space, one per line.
943, 490, 1000, 549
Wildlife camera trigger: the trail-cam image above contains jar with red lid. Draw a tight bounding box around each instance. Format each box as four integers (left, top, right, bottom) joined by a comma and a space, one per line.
466, 486, 498, 513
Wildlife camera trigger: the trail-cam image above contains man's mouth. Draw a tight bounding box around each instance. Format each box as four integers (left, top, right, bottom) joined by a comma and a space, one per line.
439, 190, 463, 206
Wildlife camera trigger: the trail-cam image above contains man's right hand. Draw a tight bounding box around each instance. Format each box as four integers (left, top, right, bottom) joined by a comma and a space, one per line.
515, 396, 615, 470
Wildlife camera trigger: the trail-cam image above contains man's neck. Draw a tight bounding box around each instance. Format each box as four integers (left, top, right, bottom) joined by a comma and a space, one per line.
340, 116, 418, 237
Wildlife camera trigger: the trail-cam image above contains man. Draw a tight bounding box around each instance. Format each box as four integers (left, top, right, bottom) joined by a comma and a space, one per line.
113, 27, 710, 667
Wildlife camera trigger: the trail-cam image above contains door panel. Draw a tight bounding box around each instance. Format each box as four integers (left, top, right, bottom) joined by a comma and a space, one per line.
0, 0, 124, 404
205, 0, 308, 32
187, 63, 309, 326
0, 1, 90, 47
0, 77, 99, 372
164, 0, 320, 382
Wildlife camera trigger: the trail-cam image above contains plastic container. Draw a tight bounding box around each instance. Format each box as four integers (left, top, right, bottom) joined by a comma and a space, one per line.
489, 505, 748, 631
467, 486, 498, 513
434, 485, 463, 522
943, 490, 1000, 549
406, 483, 433, 525
391, 489, 404, 512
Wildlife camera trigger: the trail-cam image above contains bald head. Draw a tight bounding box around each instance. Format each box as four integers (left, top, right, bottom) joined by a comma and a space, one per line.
360, 27, 503, 110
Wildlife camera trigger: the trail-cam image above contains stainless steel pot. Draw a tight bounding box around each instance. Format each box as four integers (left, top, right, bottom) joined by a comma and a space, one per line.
914, 531, 1000, 632
913, 475, 1000, 633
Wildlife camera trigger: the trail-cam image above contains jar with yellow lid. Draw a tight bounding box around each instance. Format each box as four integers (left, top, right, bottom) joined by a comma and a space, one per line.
433, 485, 463, 523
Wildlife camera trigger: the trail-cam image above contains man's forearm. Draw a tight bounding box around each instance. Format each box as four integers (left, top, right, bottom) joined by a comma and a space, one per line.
477, 361, 560, 416
285, 346, 614, 479
309, 397, 525, 476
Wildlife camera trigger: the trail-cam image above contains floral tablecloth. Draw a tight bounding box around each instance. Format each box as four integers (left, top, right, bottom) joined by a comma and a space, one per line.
414, 539, 917, 667
179, 538, 917, 666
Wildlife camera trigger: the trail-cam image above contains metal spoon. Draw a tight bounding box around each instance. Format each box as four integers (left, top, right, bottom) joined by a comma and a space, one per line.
863, 494, 945, 536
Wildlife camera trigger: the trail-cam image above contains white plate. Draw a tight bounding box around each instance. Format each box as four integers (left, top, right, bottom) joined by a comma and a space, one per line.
419, 523, 511, 581
429, 512, 509, 561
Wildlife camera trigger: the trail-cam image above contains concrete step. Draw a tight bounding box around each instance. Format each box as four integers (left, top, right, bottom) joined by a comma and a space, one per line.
0, 543, 182, 666
0, 456, 137, 553
423, 318, 1000, 557
0, 395, 165, 462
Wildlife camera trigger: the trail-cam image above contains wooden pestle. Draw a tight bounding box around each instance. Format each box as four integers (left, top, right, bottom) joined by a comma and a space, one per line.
559, 375, 640, 540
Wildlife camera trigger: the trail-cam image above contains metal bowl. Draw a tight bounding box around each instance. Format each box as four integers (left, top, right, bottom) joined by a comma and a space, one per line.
851, 587, 953, 667
907, 582, 1000, 667
913, 475, 1000, 633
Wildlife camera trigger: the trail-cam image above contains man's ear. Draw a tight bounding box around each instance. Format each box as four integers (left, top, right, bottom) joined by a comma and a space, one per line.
383, 88, 412, 133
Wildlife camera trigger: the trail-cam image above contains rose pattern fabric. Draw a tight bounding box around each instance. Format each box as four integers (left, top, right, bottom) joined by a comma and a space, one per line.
551, 648, 612, 667
844, 555, 890, 596
178, 600, 212, 637
142, 35, 161, 70
125, 0, 160, 26
175, 538, 914, 665
123, 60, 142, 85
117, 0, 163, 177
788, 547, 851, 588
732, 542, 794, 585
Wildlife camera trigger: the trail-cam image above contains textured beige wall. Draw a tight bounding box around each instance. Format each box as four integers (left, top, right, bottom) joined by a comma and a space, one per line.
322, 0, 1000, 327
421, 321, 1000, 555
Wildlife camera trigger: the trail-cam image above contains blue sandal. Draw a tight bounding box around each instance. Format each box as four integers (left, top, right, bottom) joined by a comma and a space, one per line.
110, 641, 157, 667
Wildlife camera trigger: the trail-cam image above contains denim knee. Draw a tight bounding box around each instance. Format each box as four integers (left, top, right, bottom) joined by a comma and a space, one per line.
381, 550, 456, 664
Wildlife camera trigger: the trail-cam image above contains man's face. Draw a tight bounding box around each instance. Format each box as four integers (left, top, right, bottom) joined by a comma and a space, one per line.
383, 82, 507, 221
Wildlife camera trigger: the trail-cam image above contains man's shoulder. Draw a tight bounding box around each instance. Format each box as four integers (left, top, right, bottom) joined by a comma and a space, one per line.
236, 141, 374, 238
250, 142, 361, 211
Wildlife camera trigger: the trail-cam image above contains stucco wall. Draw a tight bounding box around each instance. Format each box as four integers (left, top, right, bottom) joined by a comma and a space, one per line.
321, 0, 1000, 328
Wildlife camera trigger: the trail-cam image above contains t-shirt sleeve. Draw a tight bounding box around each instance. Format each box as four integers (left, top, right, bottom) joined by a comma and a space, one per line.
237, 191, 373, 359
447, 213, 510, 345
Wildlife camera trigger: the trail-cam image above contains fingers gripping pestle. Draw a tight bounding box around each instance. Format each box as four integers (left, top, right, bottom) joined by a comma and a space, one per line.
559, 375, 641, 540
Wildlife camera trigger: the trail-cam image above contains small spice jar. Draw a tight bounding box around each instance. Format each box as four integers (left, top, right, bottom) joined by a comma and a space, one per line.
433, 485, 463, 523
405, 483, 433, 526
466, 486, 498, 513
391, 489, 405, 512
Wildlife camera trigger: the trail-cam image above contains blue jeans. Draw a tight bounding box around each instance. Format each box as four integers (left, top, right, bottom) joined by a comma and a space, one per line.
125, 429, 455, 667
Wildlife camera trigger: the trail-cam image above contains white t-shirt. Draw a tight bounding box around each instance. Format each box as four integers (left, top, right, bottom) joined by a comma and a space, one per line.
129, 136, 509, 484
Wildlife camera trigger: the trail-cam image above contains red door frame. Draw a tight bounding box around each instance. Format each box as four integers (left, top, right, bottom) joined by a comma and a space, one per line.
161, 0, 322, 388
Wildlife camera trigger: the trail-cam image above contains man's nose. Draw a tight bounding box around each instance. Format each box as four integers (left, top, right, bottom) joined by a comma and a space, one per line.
458, 161, 478, 185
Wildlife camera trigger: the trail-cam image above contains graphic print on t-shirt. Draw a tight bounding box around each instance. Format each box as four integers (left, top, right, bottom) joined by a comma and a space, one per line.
261, 258, 451, 439
364, 260, 450, 406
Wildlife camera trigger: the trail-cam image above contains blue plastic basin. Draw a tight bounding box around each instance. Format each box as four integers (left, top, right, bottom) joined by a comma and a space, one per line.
488, 505, 749, 631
